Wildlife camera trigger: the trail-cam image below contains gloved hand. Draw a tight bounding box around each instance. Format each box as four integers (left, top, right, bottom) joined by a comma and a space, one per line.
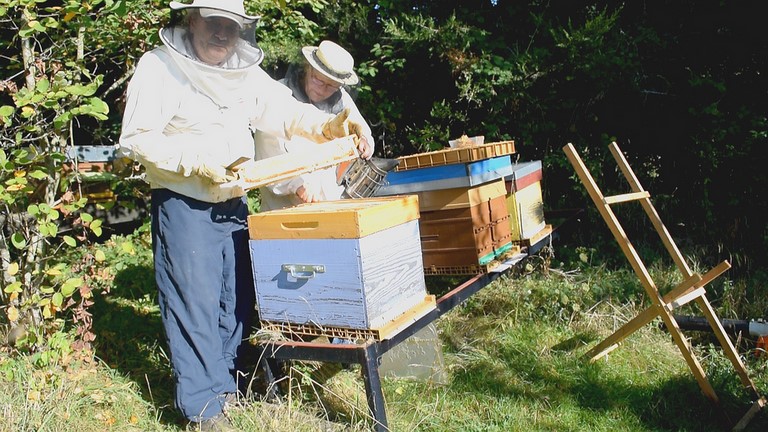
192, 163, 239, 184
295, 181, 325, 203
322, 108, 365, 141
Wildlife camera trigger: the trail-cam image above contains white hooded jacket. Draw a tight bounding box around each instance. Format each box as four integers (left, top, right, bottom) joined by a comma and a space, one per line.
255, 64, 374, 211
119, 26, 333, 203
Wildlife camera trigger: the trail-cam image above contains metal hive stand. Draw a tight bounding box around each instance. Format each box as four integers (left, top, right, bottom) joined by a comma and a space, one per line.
563, 142, 765, 430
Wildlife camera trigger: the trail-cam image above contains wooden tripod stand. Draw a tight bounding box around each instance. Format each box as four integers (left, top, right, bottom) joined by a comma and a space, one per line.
563, 142, 764, 430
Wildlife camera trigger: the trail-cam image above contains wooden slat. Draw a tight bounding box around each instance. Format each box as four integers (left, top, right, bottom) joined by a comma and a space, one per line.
238, 135, 358, 190
396, 140, 516, 171
603, 191, 650, 205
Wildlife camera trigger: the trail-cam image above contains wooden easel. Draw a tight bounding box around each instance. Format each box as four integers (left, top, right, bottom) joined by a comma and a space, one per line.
563, 142, 765, 430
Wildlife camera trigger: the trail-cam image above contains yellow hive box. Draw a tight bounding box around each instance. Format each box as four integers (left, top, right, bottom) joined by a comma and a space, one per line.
415, 179, 507, 212
248, 195, 420, 240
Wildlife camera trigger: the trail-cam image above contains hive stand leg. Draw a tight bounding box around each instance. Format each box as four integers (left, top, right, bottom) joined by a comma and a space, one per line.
360, 342, 389, 432
260, 357, 284, 402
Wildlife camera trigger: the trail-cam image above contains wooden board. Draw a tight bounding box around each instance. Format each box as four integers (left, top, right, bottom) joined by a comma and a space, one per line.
247, 195, 420, 240
237, 135, 359, 190
396, 140, 516, 171
250, 219, 428, 330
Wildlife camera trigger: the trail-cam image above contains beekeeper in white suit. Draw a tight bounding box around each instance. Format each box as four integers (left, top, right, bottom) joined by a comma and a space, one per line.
255, 40, 375, 211
118, 1, 366, 429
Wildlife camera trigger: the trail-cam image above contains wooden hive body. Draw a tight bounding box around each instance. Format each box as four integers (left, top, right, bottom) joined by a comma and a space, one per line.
248, 196, 428, 331
419, 182, 513, 269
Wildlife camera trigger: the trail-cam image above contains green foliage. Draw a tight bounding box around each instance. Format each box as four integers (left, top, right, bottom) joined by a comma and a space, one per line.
0, 0, 142, 358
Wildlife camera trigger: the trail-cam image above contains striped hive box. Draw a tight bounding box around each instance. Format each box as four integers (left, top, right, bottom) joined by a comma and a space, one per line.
505, 161, 546, 241
247, 196, 433, 338
377, 155, 515, 196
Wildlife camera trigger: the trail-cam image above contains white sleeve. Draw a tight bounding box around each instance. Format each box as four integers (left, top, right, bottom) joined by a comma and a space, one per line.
340, 90, 375, 152
247, 72, 334, 141
118, 51, 200, 175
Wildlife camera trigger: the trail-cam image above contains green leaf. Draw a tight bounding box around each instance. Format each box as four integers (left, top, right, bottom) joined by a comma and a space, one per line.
0, 105, 13, 117
60, 277, 82, 297
3, 282, 22, 294
20, 106, 35, 118
80, 213, 93, 223
63, 235, 76, 247
11, 232, 26, 249
64, 82, 98, 97
52, 292, 64, 308
29, 169, 48, 180
27, 204, 40, 216
41, 17, 59, 29
94, 249, 106, 262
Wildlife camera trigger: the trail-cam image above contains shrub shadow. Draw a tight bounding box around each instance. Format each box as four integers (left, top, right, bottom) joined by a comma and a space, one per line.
91, 263, 184, 428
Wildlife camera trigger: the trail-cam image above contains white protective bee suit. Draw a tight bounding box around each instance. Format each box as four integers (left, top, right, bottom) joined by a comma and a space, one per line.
254, 64, 374, 211
118, 22, 343, 423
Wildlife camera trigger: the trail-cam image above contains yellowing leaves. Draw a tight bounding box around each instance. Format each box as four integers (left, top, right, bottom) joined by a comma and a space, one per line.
7, 262, 19, 276
94, 249, 106, 262
6, 184, 24, 192
7, 306, 19, 322
120, 241, 135, 255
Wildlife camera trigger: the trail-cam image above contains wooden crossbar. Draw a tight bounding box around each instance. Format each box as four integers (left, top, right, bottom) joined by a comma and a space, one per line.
564, 142, 762, 429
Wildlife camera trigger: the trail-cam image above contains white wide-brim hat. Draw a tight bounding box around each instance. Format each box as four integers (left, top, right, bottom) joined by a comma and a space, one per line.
302, 40, 359, 86
169, 0, 259, 28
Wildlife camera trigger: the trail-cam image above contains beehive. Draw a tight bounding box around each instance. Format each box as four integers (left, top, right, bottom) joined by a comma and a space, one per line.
418, 180, 513, 272
247, 196, 432, 337
505, 161, 546, 241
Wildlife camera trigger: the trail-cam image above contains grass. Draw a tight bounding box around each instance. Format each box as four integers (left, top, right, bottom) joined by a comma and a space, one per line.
2, 233, 768, 431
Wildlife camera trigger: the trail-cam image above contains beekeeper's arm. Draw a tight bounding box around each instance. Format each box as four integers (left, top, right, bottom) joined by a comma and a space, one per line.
340, 90, 375, 159
118, 51, 236, 183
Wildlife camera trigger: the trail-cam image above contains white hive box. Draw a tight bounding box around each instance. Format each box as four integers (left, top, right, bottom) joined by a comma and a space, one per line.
505, 160, 547, 241
247, 196, 432, 337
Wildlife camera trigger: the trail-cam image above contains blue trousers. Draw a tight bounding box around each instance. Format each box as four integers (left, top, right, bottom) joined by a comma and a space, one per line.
150, 188, 255, 421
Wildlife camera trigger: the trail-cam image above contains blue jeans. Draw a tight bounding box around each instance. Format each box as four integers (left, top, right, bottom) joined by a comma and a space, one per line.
150, 188, 255, 421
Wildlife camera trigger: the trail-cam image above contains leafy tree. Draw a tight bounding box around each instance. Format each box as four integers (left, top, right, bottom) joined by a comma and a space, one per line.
0, 0, 160, 358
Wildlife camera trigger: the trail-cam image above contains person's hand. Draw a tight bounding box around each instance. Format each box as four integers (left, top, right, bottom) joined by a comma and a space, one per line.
322, 108, 365, 142
356, 135, 373, 160
193, 163, 238, 184
295, 182, 324, 203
